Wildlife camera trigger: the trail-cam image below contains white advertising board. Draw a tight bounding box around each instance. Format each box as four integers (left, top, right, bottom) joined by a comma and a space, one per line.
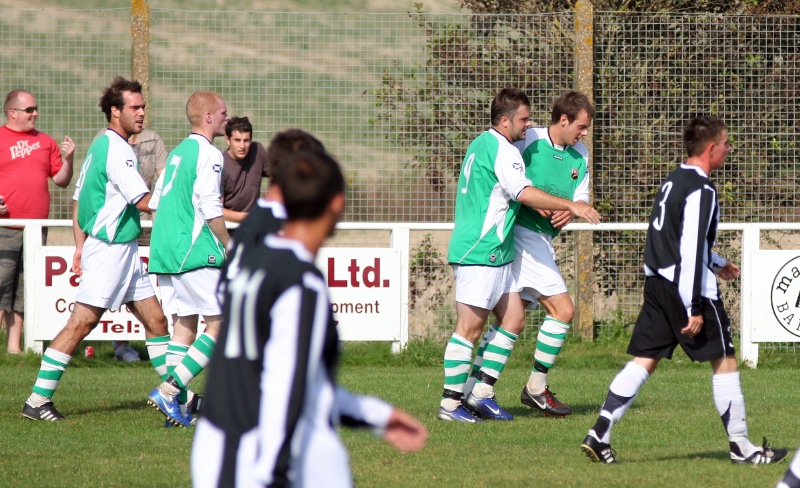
32, 246, 402, 342
750, 250, 800, 342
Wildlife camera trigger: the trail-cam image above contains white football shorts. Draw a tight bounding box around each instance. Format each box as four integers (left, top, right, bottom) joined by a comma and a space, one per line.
75, 236, 155, 310
158, 267, 222, 317
506, 225, 568, 307
453, 263, 511, 311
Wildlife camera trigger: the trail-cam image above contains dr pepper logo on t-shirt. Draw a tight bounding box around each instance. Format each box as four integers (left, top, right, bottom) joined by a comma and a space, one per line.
9, 140, 41, 159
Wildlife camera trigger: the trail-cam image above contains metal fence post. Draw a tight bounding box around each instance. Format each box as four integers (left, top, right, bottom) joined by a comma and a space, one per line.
131, 0, 151, 127
574, 0, 595, 340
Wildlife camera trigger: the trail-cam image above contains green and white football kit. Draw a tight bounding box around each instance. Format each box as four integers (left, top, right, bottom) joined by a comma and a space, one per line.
73, 129, 153, 309
509, 126, 590, 302
447, 128, 532, 310
149, 133, 225, 316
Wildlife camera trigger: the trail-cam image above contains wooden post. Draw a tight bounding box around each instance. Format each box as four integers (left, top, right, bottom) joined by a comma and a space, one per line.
131, 0, 150, 127
574, 0, 595, 340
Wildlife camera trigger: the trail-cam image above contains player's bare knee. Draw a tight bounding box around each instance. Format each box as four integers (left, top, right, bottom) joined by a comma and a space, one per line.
143, 313, 168, 336
554, 306, 574, 324
63, 316, 99, 339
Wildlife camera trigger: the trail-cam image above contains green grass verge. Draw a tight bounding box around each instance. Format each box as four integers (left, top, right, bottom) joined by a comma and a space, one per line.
0, 338, 797, 487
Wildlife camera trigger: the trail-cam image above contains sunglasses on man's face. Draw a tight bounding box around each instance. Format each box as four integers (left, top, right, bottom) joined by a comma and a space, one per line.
13, 106, 38, 114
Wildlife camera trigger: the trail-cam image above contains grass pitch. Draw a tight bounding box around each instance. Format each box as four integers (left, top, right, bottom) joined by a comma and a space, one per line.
0, 339, 797, 487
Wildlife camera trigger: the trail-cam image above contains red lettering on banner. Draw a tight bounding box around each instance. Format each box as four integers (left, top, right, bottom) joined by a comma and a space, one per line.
99, 320, 143, 334
347, 259, 360, 287
45, 256, 67, 286
328, 257, 390, 288
363, 258, 382, 288
328, 258, 347, 287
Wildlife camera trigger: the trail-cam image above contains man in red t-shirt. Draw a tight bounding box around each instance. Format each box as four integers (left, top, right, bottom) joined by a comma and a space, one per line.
220, 116, 269, 223
0, 89, 75, 354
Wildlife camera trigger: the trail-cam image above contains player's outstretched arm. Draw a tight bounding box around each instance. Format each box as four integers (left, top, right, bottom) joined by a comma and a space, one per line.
569, 201, 601, 224
518, 187, 600, 224
383, 408, 428, 452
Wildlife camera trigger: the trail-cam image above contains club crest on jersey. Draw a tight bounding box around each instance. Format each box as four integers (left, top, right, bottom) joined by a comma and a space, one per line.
571, 168, 579, 180
488, 253, 497, 263
125, 159, 134, 168
208, 255, 217, 265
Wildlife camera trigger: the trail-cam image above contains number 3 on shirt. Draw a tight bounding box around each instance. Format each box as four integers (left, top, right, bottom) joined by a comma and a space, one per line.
652, 181, 673, 231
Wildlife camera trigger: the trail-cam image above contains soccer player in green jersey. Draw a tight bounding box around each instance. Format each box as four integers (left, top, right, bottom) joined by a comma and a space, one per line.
440, 88, 601, 422
147, 91, 230, 427
466, 91, 596, 417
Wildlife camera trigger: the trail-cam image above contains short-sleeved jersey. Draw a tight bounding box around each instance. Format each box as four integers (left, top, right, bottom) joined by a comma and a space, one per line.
203, 234, 391, 486
447, 128, 533, 266
643, 164, 727, 316
221, 141, 268, 212
148, 134, 226, 274
73, 130, 149, 243
514, 127, 590, 237
0, 125, 63, 219
94, 127, 167, 190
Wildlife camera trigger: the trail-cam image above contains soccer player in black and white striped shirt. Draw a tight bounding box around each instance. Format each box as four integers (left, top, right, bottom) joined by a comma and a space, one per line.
193, 150, 427, 487
581, 114, 787, 465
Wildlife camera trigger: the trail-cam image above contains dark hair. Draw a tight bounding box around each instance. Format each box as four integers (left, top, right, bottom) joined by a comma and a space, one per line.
278, 150, 345, 221
683, 114, 727, 157
225, 116, 253, 138
99, 77, 143, 122
490, 87, 530, 126
551, 91, 595, 125
265, 129, 326, 184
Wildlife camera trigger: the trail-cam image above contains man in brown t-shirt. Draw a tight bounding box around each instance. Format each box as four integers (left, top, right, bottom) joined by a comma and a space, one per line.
221, 116, 269, 223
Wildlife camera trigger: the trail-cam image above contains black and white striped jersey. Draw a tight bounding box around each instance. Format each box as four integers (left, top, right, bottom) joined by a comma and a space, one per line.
643, 164, 728, 316
200, 233, 392, 487
218, 198, 286, 299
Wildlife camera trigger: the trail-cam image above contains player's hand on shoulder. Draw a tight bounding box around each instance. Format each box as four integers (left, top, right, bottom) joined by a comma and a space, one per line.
383, 408, 428, 452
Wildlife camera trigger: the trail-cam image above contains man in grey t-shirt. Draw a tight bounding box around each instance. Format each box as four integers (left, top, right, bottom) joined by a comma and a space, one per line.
221, 116, 268, 223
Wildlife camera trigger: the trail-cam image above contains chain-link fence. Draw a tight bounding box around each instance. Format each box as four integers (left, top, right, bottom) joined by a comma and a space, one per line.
2, 7, 800, 343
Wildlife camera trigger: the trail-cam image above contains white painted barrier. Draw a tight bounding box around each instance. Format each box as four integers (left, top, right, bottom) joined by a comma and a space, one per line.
10, 219, 799, 366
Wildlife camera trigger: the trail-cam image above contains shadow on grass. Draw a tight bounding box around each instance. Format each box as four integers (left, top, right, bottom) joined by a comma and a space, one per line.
66, 399, 151, 417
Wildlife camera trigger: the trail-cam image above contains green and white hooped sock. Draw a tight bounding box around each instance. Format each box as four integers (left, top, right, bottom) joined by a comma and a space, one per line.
528, 316, 570, 393
170, 332, 216, 390
473, 326, 518, 398
145, 335, 170, 381
30, 348, 72, 406
442, 333, 473, 410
